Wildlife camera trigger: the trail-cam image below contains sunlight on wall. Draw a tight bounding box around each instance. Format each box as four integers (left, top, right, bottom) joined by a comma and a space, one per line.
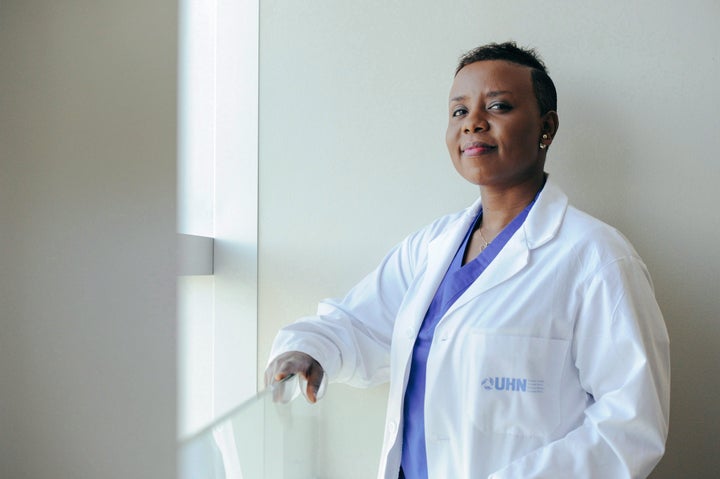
178, 0, 259, 438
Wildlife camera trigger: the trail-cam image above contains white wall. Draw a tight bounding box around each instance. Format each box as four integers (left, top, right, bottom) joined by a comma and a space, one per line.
0, 2, 177, 478
258, 1, 720, 477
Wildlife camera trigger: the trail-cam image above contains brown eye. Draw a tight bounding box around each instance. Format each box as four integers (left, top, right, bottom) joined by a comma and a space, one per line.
452, 107, 468, 117
488, 102, 512, 111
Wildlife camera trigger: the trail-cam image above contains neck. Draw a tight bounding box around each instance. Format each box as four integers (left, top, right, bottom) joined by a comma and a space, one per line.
478, 175, 545, 234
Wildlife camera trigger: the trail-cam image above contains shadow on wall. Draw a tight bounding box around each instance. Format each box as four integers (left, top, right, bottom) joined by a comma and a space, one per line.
548, 82, 719, 478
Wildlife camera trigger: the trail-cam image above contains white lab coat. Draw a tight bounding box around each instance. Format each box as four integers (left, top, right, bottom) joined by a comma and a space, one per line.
269, 179, 670, 478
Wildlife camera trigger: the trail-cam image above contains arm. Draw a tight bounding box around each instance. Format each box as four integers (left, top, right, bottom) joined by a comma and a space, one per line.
266, 226, 426, 392
490, 256, 670, 479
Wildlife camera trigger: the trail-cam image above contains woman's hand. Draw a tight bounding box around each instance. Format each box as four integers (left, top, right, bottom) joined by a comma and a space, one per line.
264, 351, 325, 403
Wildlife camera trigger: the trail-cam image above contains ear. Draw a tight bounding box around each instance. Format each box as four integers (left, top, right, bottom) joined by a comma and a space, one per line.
540, 111, 559, 148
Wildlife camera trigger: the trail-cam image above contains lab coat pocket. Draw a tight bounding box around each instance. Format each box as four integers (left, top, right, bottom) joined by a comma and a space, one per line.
464, 333, 569, 437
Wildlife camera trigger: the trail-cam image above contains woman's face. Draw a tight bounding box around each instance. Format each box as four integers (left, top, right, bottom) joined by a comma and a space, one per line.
446, 60, 552, 188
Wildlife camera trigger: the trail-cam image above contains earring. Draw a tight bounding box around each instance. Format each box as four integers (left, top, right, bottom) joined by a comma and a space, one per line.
539, 133, 549, 149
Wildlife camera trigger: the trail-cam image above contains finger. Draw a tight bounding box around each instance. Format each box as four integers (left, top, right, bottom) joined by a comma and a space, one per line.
306, 383, 317, 403
266, 355, 300, 385
274, 370, 291, 382
272, 381, 285, 403
264, 356, 288, 386
265, 365, 286, 386
305, 365, 324, 403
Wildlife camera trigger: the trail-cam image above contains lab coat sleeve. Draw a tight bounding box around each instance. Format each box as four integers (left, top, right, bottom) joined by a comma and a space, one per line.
268, 226, 428, 388
489, 256, 670, 479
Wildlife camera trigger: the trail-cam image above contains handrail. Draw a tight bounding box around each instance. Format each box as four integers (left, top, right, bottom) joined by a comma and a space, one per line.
179, 375, 321, 479
179, 375, 292, 445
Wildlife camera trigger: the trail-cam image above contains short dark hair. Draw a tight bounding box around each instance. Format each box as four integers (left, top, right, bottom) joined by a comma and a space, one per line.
456, 42, 557, 116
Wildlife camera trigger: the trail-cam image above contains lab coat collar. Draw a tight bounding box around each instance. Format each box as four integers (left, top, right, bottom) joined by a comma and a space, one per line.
456, 177, 568, 249
424, 177, 568, 318
521, 177, 569, 250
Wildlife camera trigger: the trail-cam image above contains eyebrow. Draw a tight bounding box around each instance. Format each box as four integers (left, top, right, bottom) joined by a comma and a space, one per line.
449, 90, 513, 103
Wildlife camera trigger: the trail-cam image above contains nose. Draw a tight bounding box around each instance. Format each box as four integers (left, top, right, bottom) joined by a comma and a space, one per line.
463, 110, 489, 134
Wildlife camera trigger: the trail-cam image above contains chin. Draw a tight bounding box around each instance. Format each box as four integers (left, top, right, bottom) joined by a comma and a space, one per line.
455, 170, 488, 187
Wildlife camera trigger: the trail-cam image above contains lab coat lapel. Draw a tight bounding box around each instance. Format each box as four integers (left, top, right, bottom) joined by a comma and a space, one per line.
391, 206, 478, 401
408, 208, 478, 329
442, 178, 568, 317
444, 229, 530, 317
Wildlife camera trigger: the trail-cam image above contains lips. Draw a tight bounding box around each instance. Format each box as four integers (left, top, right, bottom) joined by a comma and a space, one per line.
461, 141, 496, 156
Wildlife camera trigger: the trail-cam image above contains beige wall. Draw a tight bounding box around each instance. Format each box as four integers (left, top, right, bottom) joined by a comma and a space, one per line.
259, 0, 720, 477
0, 2, 177, 478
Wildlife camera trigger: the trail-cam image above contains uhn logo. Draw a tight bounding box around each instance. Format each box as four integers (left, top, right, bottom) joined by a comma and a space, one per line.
482, 377, 544, 393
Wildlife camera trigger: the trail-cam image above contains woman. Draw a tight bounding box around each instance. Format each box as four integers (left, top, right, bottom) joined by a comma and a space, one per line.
266, 42, 670, 478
